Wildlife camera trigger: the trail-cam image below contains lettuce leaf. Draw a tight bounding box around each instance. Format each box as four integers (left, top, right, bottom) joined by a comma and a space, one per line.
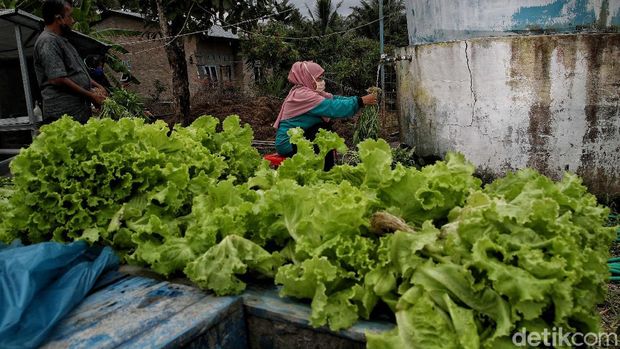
185, 235, 283, 295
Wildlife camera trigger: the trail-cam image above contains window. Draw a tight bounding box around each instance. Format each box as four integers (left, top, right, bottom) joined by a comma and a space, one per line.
220, 65, 232, 82
208, 66, 218, 83
198, 65, 219, 83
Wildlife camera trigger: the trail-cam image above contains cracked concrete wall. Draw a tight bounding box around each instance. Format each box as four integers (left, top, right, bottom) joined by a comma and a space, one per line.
406, 0, 620, 45
395, 33, 620, 200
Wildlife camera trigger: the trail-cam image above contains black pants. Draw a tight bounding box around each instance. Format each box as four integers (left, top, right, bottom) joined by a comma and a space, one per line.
287, 121, 336, 171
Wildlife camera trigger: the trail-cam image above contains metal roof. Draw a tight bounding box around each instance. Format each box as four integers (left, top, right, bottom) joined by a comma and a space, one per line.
205, 24, 238, 40
0, 9, 110, 60
102, 9, 239, 40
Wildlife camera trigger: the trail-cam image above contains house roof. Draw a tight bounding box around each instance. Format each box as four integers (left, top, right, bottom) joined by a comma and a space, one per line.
101, 9, 239, 40
0, 9, 110, 60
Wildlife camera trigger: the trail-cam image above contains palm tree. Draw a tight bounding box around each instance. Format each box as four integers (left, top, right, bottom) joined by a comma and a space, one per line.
306, 0, 344, 35
272, 0, 304, 26
348, 0, 407, 47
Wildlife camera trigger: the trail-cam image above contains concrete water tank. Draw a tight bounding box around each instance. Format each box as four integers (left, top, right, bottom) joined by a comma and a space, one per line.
396, 0, 620, 201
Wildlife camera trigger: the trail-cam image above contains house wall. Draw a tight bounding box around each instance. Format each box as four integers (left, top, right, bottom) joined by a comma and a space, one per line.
92, 15, 251, 108
188, 36, 246, 96
92, 16, 174, 102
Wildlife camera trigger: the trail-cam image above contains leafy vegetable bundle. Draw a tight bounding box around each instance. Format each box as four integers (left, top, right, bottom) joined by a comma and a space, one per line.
0, 116, 614, 348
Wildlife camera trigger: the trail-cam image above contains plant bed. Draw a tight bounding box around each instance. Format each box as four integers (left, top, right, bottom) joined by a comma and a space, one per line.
1, 117, 615, 348
40, 269, 392, 349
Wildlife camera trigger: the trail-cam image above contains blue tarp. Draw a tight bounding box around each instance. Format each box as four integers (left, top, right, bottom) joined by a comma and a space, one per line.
0, 240, 119, 349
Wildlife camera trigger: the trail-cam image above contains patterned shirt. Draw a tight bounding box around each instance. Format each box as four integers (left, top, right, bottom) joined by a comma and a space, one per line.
34, 30, 92, 123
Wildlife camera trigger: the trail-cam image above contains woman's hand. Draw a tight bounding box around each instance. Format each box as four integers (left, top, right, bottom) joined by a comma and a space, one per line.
89, 88, 107, 106
361, 94, 377, 105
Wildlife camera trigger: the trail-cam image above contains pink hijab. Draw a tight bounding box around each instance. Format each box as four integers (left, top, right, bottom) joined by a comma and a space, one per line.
273, 61, 333, 128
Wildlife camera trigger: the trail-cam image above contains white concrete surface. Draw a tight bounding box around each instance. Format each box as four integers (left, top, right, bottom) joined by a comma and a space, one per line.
395, 33, 620, 198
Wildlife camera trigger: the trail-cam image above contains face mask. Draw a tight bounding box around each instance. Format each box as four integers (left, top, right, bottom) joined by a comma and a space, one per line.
315, 80, 326, 92
303, 62, 326, 92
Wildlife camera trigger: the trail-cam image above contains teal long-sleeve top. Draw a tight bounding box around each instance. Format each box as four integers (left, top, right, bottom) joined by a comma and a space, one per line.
275, 95, 362, 155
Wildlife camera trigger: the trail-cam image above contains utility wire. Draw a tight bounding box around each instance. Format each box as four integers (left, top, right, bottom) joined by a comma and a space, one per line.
126, 8, 397, 56
220, 7, 296, 28
119, 5, 398, 49
120, 5, 399, 92
115, 6, 296, 46
163, 1, 195, 46
198, 3, 398, 41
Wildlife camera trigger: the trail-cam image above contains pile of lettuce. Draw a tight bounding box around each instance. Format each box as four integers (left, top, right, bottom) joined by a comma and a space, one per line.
0, 116, 614, 348
0, 177, 13, 233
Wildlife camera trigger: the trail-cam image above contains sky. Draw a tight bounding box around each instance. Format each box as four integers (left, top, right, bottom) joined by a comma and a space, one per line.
288, 0, 362, 17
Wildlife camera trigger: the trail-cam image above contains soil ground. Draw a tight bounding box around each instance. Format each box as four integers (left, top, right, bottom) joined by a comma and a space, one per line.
185, 92, 400, 148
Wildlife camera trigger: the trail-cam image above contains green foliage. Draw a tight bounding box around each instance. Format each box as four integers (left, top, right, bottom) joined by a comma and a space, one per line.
255, 74, 290, 98
353, 105, 379, 145
348, 0, 408, 47
98, 88, 148, 120
2, 119, 614, 348
305, 0, 345, 35
0, 176, 14, 239
111, 88, 144, 115
243, 26, 383, 96
342, 145, 419, 169
369, 170, 615, 348
321, 35, 384, 93
4, 115, 260, 247
390, 146, 417, 168
185, 234, 284, 295
0, 176, 12, 188
240, 0, 404, 96
0, 0, 39, 12
71, 0, 99, 33
240, 21, 301, 83
99, 99, 134, 120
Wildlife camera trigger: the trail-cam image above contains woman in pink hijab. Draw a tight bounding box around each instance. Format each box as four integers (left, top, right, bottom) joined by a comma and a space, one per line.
274, 61, 376, 170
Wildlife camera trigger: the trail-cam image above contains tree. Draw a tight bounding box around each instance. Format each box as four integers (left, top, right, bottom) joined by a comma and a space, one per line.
0, 0, 38, 11
272, 0, 304, 26
348, 0, 408, 47
305, 0, 345, 35
121, 0, 272, 125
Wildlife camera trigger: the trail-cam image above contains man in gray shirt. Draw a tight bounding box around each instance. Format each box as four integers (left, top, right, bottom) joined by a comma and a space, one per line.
34, 0, 107, 124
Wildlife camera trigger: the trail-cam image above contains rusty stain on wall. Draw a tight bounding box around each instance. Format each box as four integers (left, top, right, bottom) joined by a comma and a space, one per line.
583, 35, 604, 142
577, 34, 620, 193
530, 40, 553, 176
509, 37, 555, 177
396, 33, 620, 201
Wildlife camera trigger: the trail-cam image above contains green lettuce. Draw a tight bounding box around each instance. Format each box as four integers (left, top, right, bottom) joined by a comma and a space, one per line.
3, 119, 614, 349
185, 235, 283, 295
